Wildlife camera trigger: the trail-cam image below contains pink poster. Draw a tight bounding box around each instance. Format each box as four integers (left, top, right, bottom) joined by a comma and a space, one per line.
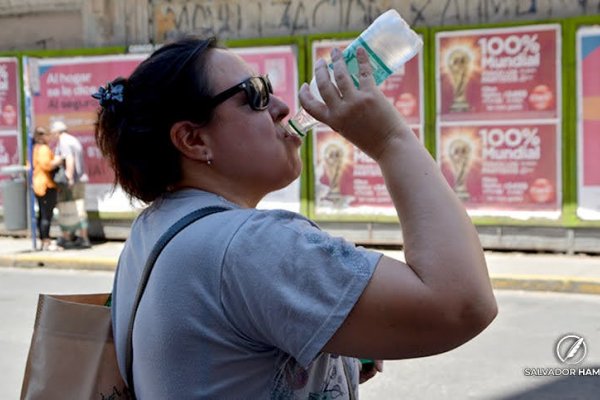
30, 55, 146, 185
439, 123, 560, 216
0, 135, 21, 206
437, 25, 560, 122
232, 46, 301, 212
0, 135, 21, 168
0, 58, 22, 208
577, 27, 600, 220
233, 46, 298, 119
314, 127, 391, 214
312, 40, 423, 216
0, 58, 20, 131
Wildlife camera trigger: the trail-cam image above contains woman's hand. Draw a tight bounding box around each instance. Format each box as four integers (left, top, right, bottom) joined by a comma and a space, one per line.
299, 47, 411, 161
51, 155, 65, 169
359, 360, 383, 384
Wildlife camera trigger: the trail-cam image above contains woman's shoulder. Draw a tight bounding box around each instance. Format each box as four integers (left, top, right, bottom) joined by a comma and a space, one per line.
34, 143, 52, 155
130, 195, 320, 248
238, 208, 317, 232
225, 209, 325, 251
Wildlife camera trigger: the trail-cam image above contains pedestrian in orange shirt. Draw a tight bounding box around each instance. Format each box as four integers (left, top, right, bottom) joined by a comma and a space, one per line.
32, 126, 64, 251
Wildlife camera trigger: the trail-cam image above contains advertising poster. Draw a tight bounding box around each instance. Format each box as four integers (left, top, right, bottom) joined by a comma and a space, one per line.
0, 58, 20, 132
0, 134, 20, 166
437, 25, 561, 123
0, 135, 21, 212
311, 40, 424, 216
233, 46, 301, 212
438, 123, 560, 218
314, 127, 394, 216
27, 54, 147, 212
577, 27, 600, 220
0, 57, 22, 208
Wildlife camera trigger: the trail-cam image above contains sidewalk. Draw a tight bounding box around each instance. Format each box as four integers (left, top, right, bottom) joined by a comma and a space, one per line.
1, 236, 600, 295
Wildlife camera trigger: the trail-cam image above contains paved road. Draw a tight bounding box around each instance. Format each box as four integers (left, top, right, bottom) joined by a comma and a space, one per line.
360, 290, 600, 399
0, 267, 114, 400
2, 268, 599, 399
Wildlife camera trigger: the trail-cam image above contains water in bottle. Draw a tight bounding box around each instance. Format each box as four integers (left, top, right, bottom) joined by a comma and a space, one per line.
285, 9, 423, 138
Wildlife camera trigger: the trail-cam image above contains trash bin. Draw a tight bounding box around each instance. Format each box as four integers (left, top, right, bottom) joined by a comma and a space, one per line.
1, 165, 29, 231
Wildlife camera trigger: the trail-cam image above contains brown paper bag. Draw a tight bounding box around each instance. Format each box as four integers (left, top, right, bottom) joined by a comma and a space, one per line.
20, 293, 130, 400
57, 199, 85, 230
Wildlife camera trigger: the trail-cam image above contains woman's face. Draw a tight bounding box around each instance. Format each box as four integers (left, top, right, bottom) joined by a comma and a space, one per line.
203, 49, 303, 198
36, 131, 53, 145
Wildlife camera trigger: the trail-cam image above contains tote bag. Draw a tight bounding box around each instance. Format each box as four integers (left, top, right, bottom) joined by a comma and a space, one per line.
57, 199, 85, 230
20, 293, 130, 400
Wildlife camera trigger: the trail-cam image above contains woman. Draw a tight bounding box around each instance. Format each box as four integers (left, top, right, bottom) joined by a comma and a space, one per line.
94, 37, 497, 398
32, 126, 63, 251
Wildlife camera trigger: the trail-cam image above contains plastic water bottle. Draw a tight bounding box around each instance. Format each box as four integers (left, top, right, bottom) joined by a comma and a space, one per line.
285, 9, 423, 138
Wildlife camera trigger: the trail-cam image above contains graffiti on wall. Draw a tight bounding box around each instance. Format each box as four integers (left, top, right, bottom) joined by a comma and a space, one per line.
152, 0, 387, 41
152, 0, 600, 41
410, 0, 600, 26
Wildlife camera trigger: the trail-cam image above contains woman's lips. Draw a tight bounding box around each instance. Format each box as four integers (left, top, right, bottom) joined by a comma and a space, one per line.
279, 122, 303, 146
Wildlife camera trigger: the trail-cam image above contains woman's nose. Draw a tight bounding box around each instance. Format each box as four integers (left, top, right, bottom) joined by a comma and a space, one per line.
269, 94, 290, 121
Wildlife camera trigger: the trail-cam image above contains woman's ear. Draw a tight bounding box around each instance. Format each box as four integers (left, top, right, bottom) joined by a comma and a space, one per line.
169, 121, 210, 161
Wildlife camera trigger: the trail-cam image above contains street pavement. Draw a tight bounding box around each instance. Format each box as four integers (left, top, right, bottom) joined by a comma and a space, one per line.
1, 235, 600, 295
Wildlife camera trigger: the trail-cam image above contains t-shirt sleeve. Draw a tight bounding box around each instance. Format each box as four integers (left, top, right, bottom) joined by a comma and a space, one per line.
220, 210, 382, 368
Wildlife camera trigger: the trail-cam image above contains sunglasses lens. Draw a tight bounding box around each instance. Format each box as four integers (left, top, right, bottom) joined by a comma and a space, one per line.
248, 77, 270, 110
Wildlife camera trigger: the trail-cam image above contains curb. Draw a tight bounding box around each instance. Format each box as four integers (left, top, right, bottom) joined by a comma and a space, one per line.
0, 254, 117, 271
491, 274, 600, 295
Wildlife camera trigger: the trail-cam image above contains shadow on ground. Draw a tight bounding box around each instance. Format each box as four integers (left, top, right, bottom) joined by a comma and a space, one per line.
498, 367, 600, 400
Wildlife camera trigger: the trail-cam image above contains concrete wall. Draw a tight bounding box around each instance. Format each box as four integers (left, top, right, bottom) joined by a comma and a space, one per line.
0, 0, 82, 51
0, 0, 599, 51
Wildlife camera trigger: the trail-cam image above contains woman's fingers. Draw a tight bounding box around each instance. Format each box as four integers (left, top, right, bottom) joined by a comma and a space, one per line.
313, 58, 341, 105
332, 46, 375, 97
356, 47, 376, 90
298, 83, 329, 122
330, 48, 354, 97
298, 46, 380, 130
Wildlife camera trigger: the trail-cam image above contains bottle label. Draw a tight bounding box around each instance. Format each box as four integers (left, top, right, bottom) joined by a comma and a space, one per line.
339, 37, 393, 86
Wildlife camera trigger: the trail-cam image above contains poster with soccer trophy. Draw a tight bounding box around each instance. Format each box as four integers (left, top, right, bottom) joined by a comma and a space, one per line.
437, 25, 560, 122
436, 25, 562, 219
439, 123, 560, 217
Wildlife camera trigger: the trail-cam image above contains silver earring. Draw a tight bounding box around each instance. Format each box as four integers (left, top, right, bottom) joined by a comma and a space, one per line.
207, 159, 212, 166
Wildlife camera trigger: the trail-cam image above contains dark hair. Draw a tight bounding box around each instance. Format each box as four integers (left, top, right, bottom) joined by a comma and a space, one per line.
34, 126, 48, 143
95, 37, 220, 203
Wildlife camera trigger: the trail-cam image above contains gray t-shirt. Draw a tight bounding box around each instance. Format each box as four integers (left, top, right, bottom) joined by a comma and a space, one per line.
56, 132, 88, 183
112, 189, 381, 399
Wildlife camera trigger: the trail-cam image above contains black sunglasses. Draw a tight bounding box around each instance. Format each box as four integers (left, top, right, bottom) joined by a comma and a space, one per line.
208, 75, 273, 111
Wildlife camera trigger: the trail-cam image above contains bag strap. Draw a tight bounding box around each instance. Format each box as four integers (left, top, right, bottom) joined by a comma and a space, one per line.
125, 206, 228, 398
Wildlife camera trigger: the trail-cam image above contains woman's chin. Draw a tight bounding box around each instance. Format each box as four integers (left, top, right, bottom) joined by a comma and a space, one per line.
274, 165, 302, 192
